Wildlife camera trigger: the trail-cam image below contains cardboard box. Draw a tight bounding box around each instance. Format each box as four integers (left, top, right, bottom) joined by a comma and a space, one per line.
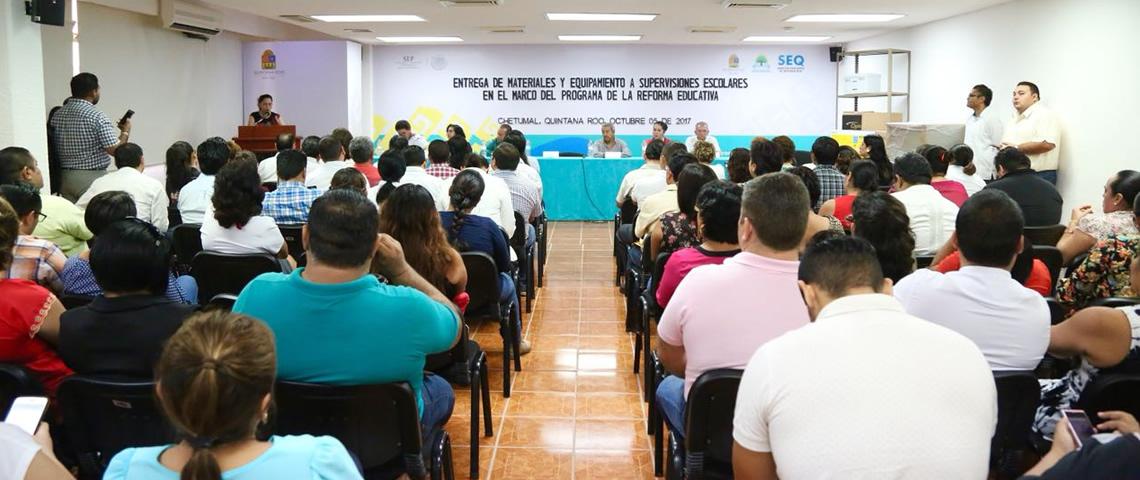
843, 73, 882, 94
841, 111, 902, 134
885, 123, 967, 159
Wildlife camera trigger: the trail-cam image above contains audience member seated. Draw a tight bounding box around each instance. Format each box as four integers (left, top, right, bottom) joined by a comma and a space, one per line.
656, 173, 812, 440
61, 191, 196, 303
851, 191, 915, 283
388, 134, 409, 152
819, 159, 879, 231
692, 140, 724, 179
201, 158, 289, 261
490, 143, 543, 247
439, 150, 514, 231
748, 138, 782, 177
440, 171, 528, 354
836, 145, 859, 175
1033, 260, 1140, 440
300, 135, 322, 175
770, 135, 797, 172
59, 218, 194, 377
502, 130, 543, 187
379, 184, 467, 300
923, 146, 969, 206
400, 145, 445, 206
307, 136, 352, 191
1021, 413, 1140, 479
985, 147, 1063, 227
331, 128, 354, 155
891, 152, 959, 255
163, 141, 198, 223
0, 422, 73, 479
371, 151, 408, 206
894, 190, 1050, 370
256, 133, 294, 184
262, 150, 322, 225
649, 163, 717, 259
1057, 227, 1138, 313
425, 139, 461, 180
726, 147, 751, 184
76, 143, 168, 230
0, 196, 70, 396
635, 153, 697, 241
0, 184, 66, 293
104, 310, 364, 479
0, 146, 92, 256
809, 137, 845, 203
732, 234, 995, 479
860, 134, 895, 187
233, 190, 461, 438
176, 137, 228, 225
330, 168, 369, 199
787, 166, 844, 248
617, 139, 664, 206
347, 136, 380, 187
933, 235, 1053, 296
1056, 170, 1140, 264
655, 181, 742, 308
945, 144, 986, 196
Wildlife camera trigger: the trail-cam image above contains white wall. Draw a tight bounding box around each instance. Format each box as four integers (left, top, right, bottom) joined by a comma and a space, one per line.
0, 0, 49, 172
242, 41, 363, 139
846, 0, 1140, 214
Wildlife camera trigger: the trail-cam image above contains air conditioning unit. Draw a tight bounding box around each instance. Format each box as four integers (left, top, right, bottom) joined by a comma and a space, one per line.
161, 0, 222, 39
440, 0, 504, 6
721, 0, 791, 8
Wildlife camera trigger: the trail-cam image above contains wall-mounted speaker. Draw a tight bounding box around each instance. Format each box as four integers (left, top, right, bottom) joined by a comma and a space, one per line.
829, 46, 843, 63
26, 0, 66, 27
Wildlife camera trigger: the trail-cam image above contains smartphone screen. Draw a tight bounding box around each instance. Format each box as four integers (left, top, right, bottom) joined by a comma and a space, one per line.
1063, 409, 1097, 447
3, 396, 48, 436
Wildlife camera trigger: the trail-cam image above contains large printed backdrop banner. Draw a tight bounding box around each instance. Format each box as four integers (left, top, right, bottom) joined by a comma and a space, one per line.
371, 44, 836, 155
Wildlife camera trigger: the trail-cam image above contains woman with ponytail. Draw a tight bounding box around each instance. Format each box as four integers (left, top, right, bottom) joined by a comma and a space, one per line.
859, 134, 894, 187
924, 145, 969, 207
439, 170, 528, 354
945, 144, 987, 196
104, 311, 362, 479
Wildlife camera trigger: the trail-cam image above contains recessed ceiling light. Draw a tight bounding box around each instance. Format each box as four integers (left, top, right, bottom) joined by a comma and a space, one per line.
558, 35, 642, 42
375, 36, 463, 43
785, 14, 904, 23
547, 13, 657, 22
743, 35, 832, 42
313, 15, 426, 23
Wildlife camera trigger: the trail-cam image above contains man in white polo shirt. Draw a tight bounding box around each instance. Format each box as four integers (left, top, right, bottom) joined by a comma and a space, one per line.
615, 139, 664, 207
1001, 81, 1061, 185
684, 121, 721, 158
894, 189, 1050, 371
965, 84, 1003, 180
732, 234, 996, 479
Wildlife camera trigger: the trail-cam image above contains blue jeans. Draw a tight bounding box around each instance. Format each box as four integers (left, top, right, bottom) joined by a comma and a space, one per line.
656, 375, 686, 442
175, 275, 198, 305
1037, 170, 1057, 185
499, 273, 522, 335
421, 373, 455, 439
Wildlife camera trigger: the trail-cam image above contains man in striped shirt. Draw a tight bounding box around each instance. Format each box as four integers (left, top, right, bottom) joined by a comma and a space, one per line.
49, 73, 132, 202
490, 143, 542, 248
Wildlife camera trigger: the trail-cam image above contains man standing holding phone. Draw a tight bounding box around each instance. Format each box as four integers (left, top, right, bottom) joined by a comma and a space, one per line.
49, 73, 132, 202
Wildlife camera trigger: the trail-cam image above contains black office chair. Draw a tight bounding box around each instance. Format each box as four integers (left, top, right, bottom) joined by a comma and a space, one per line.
206, 293, 239, 310
1076, 373, 1140, 421
278, 224, 306, 267
1032, 245, 1064, 296
991, 371, 1040, 480
170, 223, 202, 273
59, 294, 96, 310
793, 150, 812, 167
461, 252, 520, 398
0, 363, 42, 416
532, 213, 548, 288
1024, 225, 1067, 247
1088, 297, 1140, 308
424, 324, 493, 479
614, 199, 638, 286
915, 255, 936, 269
1046, 297, 1065, 325
273, 381, 453, 480
511, 212, 536, 313
190, 251, 283, 305
57, 376, 175, 479
638, 252, 672, 382
663, 369, 743, 480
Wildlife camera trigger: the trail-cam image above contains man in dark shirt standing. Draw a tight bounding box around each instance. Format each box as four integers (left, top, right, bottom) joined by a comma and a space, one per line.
984, 147, 1063, 226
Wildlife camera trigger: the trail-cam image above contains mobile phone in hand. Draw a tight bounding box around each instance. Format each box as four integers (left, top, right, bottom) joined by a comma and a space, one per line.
119, 109, 135, 126
1063, 409, 1097, 448
3, 396, 48, 435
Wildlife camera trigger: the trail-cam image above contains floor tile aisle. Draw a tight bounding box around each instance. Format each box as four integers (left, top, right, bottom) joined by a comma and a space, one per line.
448, 222, 655, 479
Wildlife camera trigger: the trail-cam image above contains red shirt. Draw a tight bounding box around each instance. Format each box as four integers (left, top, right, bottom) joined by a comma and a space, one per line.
353, 162, 381, 187
0, 279, 72, 396
933, 252, 1052, 296
833, 195, 856, 230
932, 179, 969, 207
656, 246, 740, 308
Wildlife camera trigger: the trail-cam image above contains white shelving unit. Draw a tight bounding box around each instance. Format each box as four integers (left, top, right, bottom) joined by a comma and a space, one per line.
835, 48, 911, 128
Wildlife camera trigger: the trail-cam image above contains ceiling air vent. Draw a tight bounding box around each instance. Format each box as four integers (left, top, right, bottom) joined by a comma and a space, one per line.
345, 28, 373, 33
279, 15, 318, 23
482, 25, 525, 34
721, 0, 791, 8
687, 26, 737, 33
440, 0, 505, 7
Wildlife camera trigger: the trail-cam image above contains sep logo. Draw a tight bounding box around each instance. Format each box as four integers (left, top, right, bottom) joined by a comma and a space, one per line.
777, 54, 805, 73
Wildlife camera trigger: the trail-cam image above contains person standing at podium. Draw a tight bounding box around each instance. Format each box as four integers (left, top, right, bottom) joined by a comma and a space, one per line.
246, 94, 284, 126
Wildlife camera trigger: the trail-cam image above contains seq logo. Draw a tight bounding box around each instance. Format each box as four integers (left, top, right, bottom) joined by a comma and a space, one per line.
777, 54, 805, 73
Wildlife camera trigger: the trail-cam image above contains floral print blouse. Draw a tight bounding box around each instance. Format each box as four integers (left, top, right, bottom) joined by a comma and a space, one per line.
1057, 234, 1138, 314
1077, 210, 1137, 243
659, 212, 699, 257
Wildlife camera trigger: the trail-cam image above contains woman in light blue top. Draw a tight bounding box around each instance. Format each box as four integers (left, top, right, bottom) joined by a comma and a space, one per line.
103, 310, 362, 480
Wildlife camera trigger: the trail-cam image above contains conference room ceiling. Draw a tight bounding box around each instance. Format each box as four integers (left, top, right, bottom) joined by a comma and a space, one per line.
205, 0, 1014, 45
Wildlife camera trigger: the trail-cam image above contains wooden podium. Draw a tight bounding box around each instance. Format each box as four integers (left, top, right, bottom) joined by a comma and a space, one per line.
233, 125, 298, 158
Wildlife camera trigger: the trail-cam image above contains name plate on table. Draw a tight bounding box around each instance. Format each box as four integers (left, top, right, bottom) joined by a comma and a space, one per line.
603, 152, 623, 159
542, 151, 560, 158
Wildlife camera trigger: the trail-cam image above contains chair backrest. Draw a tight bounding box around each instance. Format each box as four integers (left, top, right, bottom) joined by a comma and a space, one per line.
646, 252, 672, 310
915, 255, 935, 269
273, 381, 427, 476
278, 224, 306, 267
1088, 297, 1140, 308
793, 150, 812, 167
171, 223, 203, 266
511, 212, 527, 248
991, 371, 1040, 468
1077, 373, 1140, 420
1032, 245, 1063, 295
190, 251, 283, 305
1045, 297, 1065, 325
683, 369, 744, 476
57, 376, 174, 476
460, 252, 502, 318
59, 294, 95, 310
1024, 225, 1067, 247
619, 198, 638, 225
0, 364, 42, 415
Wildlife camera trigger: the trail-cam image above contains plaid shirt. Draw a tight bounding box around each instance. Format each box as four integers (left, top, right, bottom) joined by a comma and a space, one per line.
425, 164, 461, 180
262, 181, 323, 224
492, 170, 543, 221
2, 236, 67, 294
48, 98, 118, 170
815, 165, 846, 205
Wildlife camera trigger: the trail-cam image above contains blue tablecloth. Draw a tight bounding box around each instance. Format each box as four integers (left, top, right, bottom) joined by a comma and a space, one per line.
536, 157, 644, 221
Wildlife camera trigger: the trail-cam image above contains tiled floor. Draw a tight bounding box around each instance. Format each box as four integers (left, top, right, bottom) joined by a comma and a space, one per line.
448, 221, 655, 479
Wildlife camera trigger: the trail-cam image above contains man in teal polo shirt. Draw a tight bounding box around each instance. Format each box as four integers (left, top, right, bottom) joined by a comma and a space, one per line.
233, 189, 462, 434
